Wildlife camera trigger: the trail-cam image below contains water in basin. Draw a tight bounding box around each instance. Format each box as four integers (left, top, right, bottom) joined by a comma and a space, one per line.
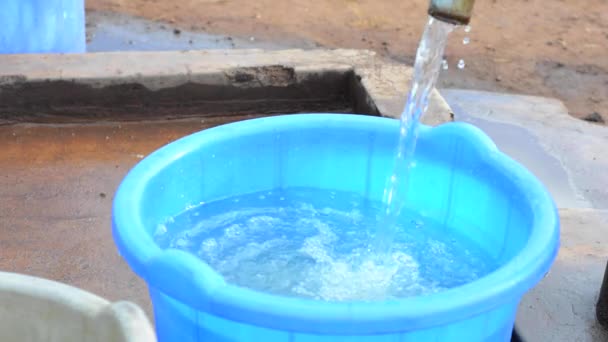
155, 188, 497, 301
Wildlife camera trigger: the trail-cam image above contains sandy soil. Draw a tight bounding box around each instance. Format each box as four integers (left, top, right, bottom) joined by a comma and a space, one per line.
87, 0, 608, 124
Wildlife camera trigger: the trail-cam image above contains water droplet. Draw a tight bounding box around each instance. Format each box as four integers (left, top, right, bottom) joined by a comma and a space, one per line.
463, 37, 470, 45
250, 36, 255, 41
458, 59, 466, 69
464, 25, 471, 33
441, 59, 449, 70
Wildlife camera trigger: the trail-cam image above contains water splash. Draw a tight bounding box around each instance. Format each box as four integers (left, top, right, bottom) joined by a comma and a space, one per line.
464, 25, 472, 33
458, 59, 466, 69
157, 189, 496, 301
463, 36, 470, 45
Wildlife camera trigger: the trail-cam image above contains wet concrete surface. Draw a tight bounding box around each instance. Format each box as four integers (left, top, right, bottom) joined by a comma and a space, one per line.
443, 89, 607, 210
86, 11, 317, 52
0, 115, 264, 318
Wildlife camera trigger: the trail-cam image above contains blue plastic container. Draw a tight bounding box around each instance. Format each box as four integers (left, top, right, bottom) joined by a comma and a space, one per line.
112, 114, 559, 341
0, 0, 85, 53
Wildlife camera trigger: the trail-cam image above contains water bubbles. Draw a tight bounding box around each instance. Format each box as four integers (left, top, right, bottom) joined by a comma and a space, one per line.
154, 224, 167, 237
173, 237, 190, 248
441, 59, 449, 70
463, 36, 470, 45
464, 25, 471, 33
411, 219, 424, 229
457, 59, 466, 69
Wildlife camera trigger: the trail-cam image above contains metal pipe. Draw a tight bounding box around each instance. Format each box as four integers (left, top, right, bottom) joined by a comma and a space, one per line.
428, 0, 476, 25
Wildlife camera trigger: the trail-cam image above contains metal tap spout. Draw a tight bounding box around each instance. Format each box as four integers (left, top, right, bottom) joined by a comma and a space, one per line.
428, 0, 476, 25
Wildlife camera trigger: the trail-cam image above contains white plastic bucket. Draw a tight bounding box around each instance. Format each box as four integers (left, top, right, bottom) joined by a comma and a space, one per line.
0, 271, 156, 342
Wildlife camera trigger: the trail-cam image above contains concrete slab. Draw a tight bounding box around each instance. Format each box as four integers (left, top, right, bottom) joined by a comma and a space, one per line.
442, 89, 607, 210
0, 116, 265, 318
517, 208, 608, 342
0, 49, 452, 126
86, 11, 317, 52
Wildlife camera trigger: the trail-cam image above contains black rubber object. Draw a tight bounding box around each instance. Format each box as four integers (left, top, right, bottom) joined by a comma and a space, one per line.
511, 326, 524, 342
598, 260, 608, 329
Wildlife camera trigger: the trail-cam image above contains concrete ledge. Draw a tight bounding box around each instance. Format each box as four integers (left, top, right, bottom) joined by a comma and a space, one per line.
442, 89, 607, 210
0, 49, 452, 125
517, 208, 608, 342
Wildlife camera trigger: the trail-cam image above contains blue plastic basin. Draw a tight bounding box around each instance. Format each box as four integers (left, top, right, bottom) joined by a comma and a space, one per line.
112, 114, 559, 341
0, 0, 85, 53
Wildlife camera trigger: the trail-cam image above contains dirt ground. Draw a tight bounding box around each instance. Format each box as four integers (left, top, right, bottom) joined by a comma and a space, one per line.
87, 0, 607, 124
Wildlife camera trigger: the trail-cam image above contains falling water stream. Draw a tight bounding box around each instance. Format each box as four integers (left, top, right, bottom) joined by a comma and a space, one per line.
374, 16, 456, 254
